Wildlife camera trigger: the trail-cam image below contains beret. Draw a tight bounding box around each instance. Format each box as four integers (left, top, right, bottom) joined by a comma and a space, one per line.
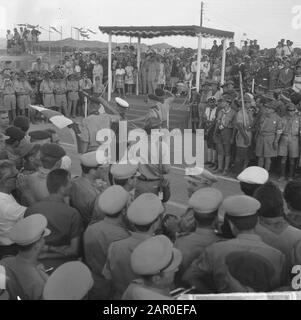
43, 262, 94, 300
5, 126, 25, 141
40, 143, 66, 159
13, 116, 30, 132
188, 187, 223, 214
127, 193, 164, 225
9, 214, 51, 246
237, 166, 269, 185
131, 235, 182, 275
29, 130, 52, 141
222, 195, 261, 217
97, 185, 129, 215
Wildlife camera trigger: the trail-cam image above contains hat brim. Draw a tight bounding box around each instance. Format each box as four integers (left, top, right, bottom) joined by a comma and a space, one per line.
164, 248, 182, 273
43, 228, 51, 237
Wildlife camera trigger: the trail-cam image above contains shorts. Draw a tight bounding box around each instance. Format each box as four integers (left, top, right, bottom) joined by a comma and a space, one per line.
16, 95, 30, 110
216, 142, 232, 156
3, 95, 16, 110
278, 135, 299, 158
43, 93, 56, 108
236, 146, 249, 160
255, 135, 277, 158
54, 94, 67, 108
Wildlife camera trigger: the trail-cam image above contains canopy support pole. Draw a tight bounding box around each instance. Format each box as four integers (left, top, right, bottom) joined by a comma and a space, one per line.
196, 34, 202, 93
108, 32, 112, 101
221, 38, 227, 85
136, 36, 141, 96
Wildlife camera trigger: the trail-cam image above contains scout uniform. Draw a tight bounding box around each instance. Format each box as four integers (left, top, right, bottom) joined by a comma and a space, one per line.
255, 99, 283, 159
278, 104, 301, 180
1, 75, 16, 117
122, 235, 182, 300
70, 151, 109, 226
175, 188, 223, 280
213, 94, 236, 175
83, 185, 131, 300
183, 196, 288, 293
66, 74, 79, 117
53, 75, 68, 115
103, 193, 164, 299
39, 75, 55, 109
43, 261, 93, 300
14, 75, 32, 113
0, 214, 50, 300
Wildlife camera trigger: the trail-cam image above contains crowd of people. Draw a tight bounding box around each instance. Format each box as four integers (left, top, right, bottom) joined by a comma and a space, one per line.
6, 26, 41, 55
1, 36, 301, 300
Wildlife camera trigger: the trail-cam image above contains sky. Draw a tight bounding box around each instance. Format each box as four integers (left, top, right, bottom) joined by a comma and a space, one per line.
0, 0, 299, 49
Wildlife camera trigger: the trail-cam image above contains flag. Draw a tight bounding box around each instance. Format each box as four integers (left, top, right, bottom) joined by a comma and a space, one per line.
243, 33, 247, 36
87, 29, 96, 34
50, 26, 62, 34
29, 105, 73, 129
17, 23, 27, 27
73, 27, 83, 32
26, 24, 39, 29
80, 32, 90, 39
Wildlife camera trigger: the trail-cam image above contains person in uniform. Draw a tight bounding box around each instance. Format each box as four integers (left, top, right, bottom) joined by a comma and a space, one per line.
13, 116, 30, 144
69, 94, 121, 154
53, 72, 68, 116
79, 72, 93, 117
103, 193, 164, 299
122, 235, 182, 300
43, 261, 93, 300
182, 195, 289, 293
21, 143, 66, 205
254, 181, 301, 268
213, 94, 236, 175
237, 166, 269, 196
283, 180, 301, 229
18, 143, 41, 175
255, 94, 283, 171
69, 151, 109, 227
0, 110, 10, 133
14, 72, 32, 117
39, 72, 55, 109
25, 169, 83, 271
66, 73, 79, 118
83, 185, 130, 300
233, 93, 254, 173
175, 188, 223, 285
203, 96, 218, 168
278, 103, 301, 181
0, 214, 50, 300
133, 117, 171, 202
1, 74, 16, 122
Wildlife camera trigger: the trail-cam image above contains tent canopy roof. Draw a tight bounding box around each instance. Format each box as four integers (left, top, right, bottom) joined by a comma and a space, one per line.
98, 25, 234, 39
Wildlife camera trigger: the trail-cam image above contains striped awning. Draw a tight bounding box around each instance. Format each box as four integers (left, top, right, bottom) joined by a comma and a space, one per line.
98, 25, 234, 39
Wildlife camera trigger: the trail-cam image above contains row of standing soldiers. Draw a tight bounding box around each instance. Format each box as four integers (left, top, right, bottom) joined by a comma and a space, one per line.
188, 82, 301, 180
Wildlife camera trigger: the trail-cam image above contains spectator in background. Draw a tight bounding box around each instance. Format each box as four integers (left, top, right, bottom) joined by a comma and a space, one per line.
292, 65, 301, 93
283, 40, 294, 57
93, 59, 103, 84
210, 40, 219, 60
269, 60, 280, 90
241, 41, 249, 56
6, 30, 13, 54
115, 62, 126, 97
125, 61, 134, 96
92, 76, 105, 97
275, 42, 284, 58
279, 59, 294, 88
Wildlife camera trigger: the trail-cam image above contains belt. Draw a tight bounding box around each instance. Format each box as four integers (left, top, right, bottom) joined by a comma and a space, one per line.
16, 93, 28, 96
43, 92, 53, 95
282, 133, 299, 137
55, 93, 66, 95
3, 94, 15, 96
138, 175, 160, 182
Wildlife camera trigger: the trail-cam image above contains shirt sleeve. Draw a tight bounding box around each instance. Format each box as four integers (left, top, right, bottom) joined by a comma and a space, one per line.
5, 201, 26, 222
70, 209, 84, 239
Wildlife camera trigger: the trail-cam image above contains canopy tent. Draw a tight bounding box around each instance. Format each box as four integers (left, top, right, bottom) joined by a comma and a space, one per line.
98, 25, 235, 101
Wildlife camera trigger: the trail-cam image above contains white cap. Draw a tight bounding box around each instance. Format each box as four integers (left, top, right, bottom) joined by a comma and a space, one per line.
237, 166, 269, 185
115, 97, 129, 108
60, 155, 72, 172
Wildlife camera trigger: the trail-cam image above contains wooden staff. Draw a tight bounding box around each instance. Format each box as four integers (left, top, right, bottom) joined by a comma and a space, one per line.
239, 71, 247, 128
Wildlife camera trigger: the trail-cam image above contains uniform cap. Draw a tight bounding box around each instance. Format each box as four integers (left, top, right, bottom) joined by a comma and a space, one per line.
115, 97, 129, 108
8, 214, 51, 246
237, 166, 269, 184
110, 163, 139, 180
131, 235, 182, 275
40, 143, 66, 160
185, 167, 218, 184
188, 187, 223, 214
97, 185, 129, 215
80, 151, 109, 167
43, 261, 94, 300
5, 127, 25, 141
127, 193, 164, 225
222, 195, 261, 217
29, 130, 52, 141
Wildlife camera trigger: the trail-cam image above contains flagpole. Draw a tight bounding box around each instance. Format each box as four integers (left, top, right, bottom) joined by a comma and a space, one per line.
60, 26, 63, 63
48, 26, 51, 66
71, 26, 72, 39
